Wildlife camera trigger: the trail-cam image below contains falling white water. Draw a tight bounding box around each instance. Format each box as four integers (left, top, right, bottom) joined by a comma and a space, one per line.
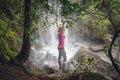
28, 13, 87, 70
28, 0, 87, 70
27, 0, 112, 71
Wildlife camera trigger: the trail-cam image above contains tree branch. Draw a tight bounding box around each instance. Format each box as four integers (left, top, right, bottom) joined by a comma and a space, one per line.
108, 32, 120, 74
85, 11, 108, 19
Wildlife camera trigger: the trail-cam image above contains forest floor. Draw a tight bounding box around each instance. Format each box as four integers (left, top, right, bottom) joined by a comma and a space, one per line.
0, 63, 39, 80
0, 63, 111, 80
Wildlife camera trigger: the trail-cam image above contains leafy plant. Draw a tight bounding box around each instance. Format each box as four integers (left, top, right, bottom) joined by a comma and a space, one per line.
76, 55, 95, 73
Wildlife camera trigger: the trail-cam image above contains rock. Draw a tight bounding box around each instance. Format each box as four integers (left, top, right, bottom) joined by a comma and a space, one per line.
43, 65, 58, 74
66, 46, 119, 79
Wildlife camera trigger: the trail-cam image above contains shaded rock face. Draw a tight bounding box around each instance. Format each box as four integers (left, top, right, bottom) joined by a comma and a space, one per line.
66, 46, 119, 79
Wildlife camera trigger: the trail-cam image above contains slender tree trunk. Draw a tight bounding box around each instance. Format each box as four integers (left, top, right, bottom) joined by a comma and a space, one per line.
17, 0, 31, 63
108, 32, 120, 74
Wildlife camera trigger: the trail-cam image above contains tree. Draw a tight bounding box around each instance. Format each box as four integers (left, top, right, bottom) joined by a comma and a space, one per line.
82, 0, 120, 74
0, 0, 49, 64
17, 0, 31, 63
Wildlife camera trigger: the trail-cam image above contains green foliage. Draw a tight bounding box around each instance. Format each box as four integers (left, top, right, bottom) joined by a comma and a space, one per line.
0, 18, 20, 62
103, 44, 110, 53
0, 0, 51, 63
60, 0, 82, 17
82, 0, 120, 74
82, 6, 110, 39
90, 0, 120, 27
0, 0, 24, 63
37, 0, 50, 11
76, 55, 95, 73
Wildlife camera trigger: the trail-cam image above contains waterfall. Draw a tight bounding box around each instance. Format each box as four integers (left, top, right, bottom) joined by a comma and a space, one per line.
28, 0, 87, 70
28, 17, 87, 70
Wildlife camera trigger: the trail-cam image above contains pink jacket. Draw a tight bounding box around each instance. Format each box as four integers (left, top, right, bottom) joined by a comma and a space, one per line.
58, 30, 65, 48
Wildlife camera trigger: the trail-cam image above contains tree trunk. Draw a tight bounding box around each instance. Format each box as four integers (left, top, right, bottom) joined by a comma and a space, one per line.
17, 0, 31, 63
108, 32, 120, 74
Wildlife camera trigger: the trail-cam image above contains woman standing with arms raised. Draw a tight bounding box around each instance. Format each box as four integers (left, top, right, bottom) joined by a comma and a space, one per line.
57, 26, 67, 72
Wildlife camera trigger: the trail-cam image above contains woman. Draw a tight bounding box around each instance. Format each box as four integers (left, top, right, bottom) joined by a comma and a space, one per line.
57, 27, 67, 71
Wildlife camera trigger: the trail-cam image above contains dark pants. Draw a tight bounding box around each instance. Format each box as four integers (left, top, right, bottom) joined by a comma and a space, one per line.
58, 48, 67, 71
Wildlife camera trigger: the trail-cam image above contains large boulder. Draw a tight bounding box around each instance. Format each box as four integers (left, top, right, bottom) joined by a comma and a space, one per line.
66, 46, 119, 79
